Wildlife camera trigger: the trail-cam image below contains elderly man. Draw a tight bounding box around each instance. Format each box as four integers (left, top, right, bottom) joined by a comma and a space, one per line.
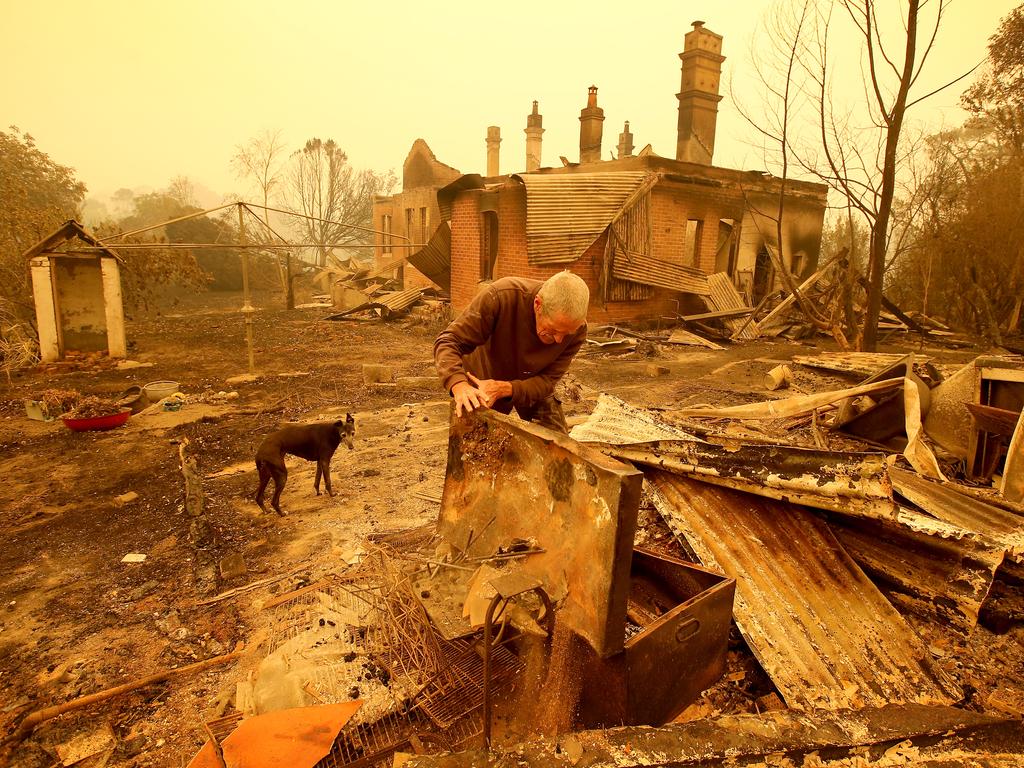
434, 271, 589, 433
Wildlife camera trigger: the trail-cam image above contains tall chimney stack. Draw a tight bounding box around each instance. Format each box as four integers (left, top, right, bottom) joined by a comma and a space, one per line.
578, 86, 605, 164
617, 121, 634, 159
525, 101, 544, 171
676, 20, 725, 165
486, 126, 501, 176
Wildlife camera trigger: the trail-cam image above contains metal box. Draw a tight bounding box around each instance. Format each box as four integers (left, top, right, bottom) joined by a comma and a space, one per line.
578, 548, 735, 727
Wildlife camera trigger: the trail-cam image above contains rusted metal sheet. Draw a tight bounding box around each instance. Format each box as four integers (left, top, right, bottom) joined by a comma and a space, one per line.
648, 472, 960, 711
827, 506, 1005, 633
705, 272, 757, 339
571, 395, 896, 519
437, 173, 486, 223
793, 352, 932, 379
407, 222, 451, 292
605, 191, 654, 301
890, 467, 1024, 562
621, 550, 734, 726
615, 442, 896, 518
378, 287, 425, 315
438, 410, 642, 658
402, 705, 1018, 768
515, 172, 650, 265
611, 251, 710, 296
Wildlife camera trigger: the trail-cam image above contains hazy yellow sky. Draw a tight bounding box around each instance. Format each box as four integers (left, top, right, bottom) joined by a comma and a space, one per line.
2, 0, 1017, 204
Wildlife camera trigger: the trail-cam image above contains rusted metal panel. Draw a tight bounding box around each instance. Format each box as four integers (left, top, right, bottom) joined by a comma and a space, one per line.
378, 287, 425, 315
705, 272, 757, 339
515, 172, 650, 265
622, 551, 734, 726
571, 395, 896, 519
890, 467, 1024, 562
402, 705, 1019, 768
605, 191, 654, 301
437, 174, 486, 223
407, 222, 451, 292
827, 506, 1005, 633
611, 252, 710, 296
615, 441, 896, 518
793, 352, 932, 379
438, 411, 642, 658
648, 472, 960, 711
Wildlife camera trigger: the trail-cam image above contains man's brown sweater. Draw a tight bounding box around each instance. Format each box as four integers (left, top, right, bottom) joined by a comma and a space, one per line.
433, 277, 587, 410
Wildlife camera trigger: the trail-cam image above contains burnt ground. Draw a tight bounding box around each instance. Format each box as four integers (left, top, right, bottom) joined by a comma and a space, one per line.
0, 288, 1020, 766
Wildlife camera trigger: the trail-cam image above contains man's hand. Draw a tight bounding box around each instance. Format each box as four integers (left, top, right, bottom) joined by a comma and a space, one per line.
450, 375, 513, 417
451, 380, 487, 417
467, 373, 512, 408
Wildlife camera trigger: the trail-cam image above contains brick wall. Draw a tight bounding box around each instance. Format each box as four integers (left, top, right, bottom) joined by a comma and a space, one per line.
448, 178, 815, 323
450, 191, 484, 308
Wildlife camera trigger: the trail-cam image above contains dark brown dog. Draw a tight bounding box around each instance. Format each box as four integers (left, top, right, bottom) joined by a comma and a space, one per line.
255, 415, 355, 515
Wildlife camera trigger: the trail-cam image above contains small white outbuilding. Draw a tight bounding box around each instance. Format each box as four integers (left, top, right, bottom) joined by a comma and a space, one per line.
25, 220, 127, 363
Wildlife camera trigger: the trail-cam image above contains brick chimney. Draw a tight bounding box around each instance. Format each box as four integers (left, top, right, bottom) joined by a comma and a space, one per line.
486, 126, 501, 176
676, 20, 725, 165
525, 101, 544, 171
617, 120, 634, 159
579, 86, 605, 164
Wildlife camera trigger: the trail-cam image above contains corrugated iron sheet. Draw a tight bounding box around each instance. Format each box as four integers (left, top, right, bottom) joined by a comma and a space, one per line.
571, 395, 894, 518
794, 352, 933, 379
828, 506, 1004, 633
437, 174, 486, 222
378, 287, 425, 314
648, 472, 960, 712
515, 172, 650, 265
706, 273, 757, 339
890, 467, 1024, 562
407, 222, 451, 292
612, 252, 710, 296
606, 193, 653, 301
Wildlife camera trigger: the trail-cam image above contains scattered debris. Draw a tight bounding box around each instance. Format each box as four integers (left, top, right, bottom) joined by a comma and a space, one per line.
648, 473, 959, 711
120, 553, 147, 563
114, 491, 139, 506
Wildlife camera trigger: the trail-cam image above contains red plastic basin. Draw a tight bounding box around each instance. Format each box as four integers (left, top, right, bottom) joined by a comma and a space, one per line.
62, 409, 131, 432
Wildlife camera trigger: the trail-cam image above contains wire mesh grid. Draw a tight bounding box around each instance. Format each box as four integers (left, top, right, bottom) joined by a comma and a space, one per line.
414, 636, 521, 728
257, 546, 520, 767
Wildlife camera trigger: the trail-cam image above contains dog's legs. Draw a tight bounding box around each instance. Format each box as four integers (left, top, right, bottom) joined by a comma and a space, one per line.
255, 462, 272, 513
270, 465, 288, 516
314, 462, 323, 496
320, 458, 334, 497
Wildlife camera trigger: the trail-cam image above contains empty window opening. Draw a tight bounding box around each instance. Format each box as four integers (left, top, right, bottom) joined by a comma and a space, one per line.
381, 214, 393, 254
480, 211, 499, 281
683, 219, 703, 267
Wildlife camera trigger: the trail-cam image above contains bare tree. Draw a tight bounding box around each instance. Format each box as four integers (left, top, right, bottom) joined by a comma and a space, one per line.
740, 0, 953, 350
732, 0, 838, 340
231, 129, 289, 296
231, 129, 287, 224
800, 0, 949, 350
167, 175, 198, 208
285, 138, 396, 267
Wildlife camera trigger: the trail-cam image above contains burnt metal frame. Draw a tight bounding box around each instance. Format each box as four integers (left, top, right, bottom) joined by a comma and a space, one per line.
481, 576, 555, 750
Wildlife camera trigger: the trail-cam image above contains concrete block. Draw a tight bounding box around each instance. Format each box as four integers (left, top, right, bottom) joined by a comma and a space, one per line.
395, 376, 438, 391
226, 373, 259, 385
115, 491, 139, 506
645, 364, 671, 377
362, 364, 394, 384
219, 553, 247, 581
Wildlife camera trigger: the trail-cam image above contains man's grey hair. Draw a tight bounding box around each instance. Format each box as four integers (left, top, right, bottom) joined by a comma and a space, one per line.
538, 270, 590, 321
